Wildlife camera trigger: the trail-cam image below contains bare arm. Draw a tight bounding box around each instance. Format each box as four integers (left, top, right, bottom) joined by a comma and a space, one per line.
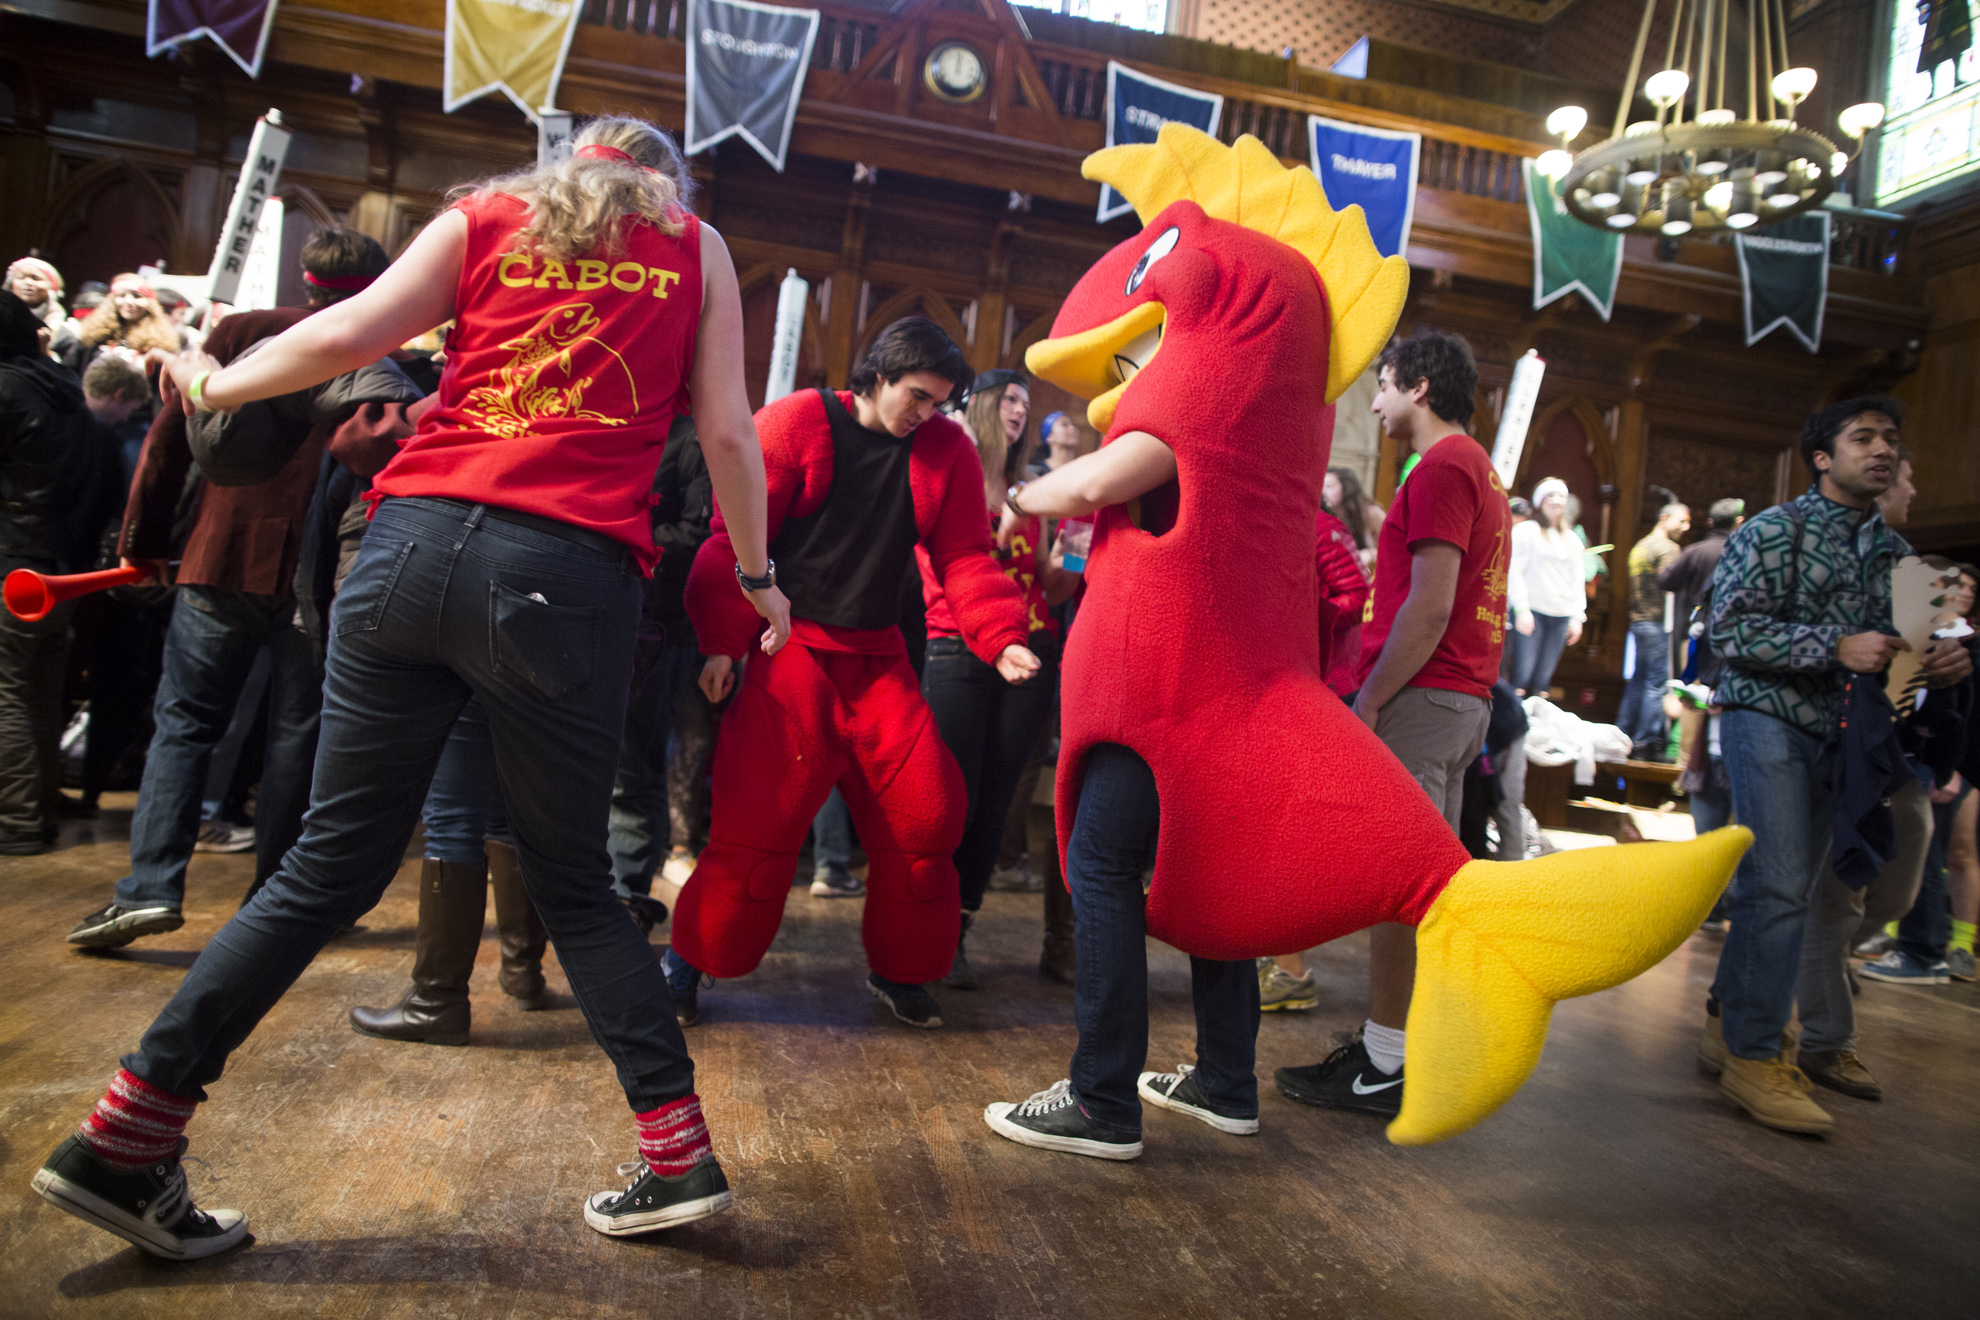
160, 211, 469, 410
1011, 430, 1176, 519
1352, 541, 1462, 729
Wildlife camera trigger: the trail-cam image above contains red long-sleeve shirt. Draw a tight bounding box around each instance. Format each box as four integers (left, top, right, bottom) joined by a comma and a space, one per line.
686, 390, 1029, 663
1316, 509, 1371, 696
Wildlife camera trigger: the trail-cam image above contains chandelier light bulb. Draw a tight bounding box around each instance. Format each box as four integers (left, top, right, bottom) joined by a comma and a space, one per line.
1832, 151, 1850, 175
1771, 67, 1818, 104
1704, 180, 1735, 212
1644, 69, 1691, 107
1660, 180, 1693, 235
1838, 101, 1886, 139
1695, 109, 1736, 127
1546, 105, 1589, 140
1591, 189, 1623, 208
1536, 149, 1574, 179
1727, 212, 1760, 229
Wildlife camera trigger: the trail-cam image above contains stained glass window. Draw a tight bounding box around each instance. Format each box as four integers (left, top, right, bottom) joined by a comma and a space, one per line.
1876, 1, 1980, 204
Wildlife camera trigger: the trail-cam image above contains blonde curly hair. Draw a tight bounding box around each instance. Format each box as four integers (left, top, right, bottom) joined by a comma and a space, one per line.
455, 117, 694, 262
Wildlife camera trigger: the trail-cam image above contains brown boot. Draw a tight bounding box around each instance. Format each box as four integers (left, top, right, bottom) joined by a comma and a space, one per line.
487, 840, 549, 1010
1719, 1054, 1834, 1135
349, 856, 486, 1045
1040, 853, 1076, 985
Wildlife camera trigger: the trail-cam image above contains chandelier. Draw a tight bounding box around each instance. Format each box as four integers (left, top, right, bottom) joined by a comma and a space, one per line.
1535, 0, 1888, 237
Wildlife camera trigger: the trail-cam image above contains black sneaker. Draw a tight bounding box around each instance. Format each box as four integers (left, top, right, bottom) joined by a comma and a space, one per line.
1274, 1034, 1404, 1117
32, 1135, 248, 1259
623, 893, 670, 935
809, 869, 865, 898
583, 1157, 732, 1236
1137, 1064, 1259, 1135
68, 903, 185, 949
662, 947, 703, 1027
867, 972, 941, 1028
983, 1080, 1143, 1160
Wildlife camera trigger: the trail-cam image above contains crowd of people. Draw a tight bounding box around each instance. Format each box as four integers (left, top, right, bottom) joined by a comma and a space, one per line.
2, 114, 1973, 1265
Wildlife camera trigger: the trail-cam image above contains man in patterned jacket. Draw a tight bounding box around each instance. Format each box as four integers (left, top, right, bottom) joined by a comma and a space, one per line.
1697, 396, 1970, 1136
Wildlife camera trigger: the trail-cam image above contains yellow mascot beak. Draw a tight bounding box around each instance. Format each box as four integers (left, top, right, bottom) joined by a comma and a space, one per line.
1024, 301, 1166, 435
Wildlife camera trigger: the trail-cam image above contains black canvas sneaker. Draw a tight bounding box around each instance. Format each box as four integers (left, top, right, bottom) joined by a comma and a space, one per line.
1274, 1034, 1404, 1118
866, 972, 942, 1028
1137, 1064, 1260, 1135
663, 947, 703, 1027
983, 1080, 1144, 1160
68, 903, 185, 949
32, 1135, 248, 1259
584, 1157, 732, 1236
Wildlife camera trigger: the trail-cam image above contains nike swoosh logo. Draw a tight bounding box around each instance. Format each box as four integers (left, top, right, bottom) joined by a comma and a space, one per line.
1351, 1073, 1403, 1095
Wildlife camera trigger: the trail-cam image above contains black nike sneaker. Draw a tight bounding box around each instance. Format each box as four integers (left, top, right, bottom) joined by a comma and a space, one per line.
1274, 1033, 1404, 1118
32, 1135, 249, 1259
584, 1157, 732, 1236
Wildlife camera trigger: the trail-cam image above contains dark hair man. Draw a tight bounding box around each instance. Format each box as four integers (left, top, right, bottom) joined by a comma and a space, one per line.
1698, 396, 1971, 1134
66, 228, 401, 948
1276, 329, 1512, 1117
669, 317, 1038, 1028
1660, 497, 1744, 688
1619, 501, 1691, 759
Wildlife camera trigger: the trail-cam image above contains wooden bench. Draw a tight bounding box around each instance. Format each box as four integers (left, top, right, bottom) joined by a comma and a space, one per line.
1526, 757, 1684, 828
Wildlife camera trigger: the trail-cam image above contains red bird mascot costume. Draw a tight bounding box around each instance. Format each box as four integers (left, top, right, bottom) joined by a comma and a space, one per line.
1020, 125, 1750, 1144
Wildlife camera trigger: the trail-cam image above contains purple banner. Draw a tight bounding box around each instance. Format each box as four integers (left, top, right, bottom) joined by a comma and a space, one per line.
148, 0, 281, 79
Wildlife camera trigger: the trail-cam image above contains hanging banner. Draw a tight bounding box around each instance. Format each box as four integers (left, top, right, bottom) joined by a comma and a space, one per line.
148, 0, 280, 79
1307, 116, 1420, 259
1523, 158, 1622, 321
1490, 349, 1547, 490
206, 112, 292, 308
685, 0, 821, 173
1099, 62, 1223, 224
1737, 210, 1831, 352
444, 0, 584, 126
764, 268, 809, 405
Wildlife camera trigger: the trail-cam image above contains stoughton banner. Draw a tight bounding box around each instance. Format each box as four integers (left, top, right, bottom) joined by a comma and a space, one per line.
443, 0, 585, 125
1306, 116, 1420, 259
1098, 62, 1223, 224
147, 0, 281, 79
1736, 210, 1831, 352
685, 0, 821, 173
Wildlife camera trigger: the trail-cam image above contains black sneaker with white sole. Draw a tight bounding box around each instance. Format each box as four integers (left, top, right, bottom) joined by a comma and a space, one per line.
983, 1079, 1143, 1160
584, 1157, 732, 1236
867, 972, 942, 1028
1137, 1064, 1260, 1135
68, 903, 185, 949
1274, 1035, 1404, 1118
32, 1135, 248, 1259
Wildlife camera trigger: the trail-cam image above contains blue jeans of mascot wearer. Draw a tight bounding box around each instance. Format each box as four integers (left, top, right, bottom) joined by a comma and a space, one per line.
422, 696, 513, 862
607, 642, 702, 899
1067, 743, 1260, 1134
808, 787, 855, 881
1898, 783, 1966, 964
1507, 611, 1572, 696
1710, 708, 1834, 1061
115, 586, 323, 906
1617, 620, 1670, 749
121, 497, 695, 1111
921, 634, 1061, 912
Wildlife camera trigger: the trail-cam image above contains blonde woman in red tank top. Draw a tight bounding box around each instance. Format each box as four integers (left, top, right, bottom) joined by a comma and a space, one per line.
33, 119, 790, 1258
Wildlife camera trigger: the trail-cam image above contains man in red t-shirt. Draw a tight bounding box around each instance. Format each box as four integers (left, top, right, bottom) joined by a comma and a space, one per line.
1275, 329, 1511, 1118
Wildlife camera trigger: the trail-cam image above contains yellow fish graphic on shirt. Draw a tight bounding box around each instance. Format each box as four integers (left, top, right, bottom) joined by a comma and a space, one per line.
462, 302, 640, 438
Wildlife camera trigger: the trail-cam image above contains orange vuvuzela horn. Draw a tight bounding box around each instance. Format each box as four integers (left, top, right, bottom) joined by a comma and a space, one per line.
3, 565, 157, 622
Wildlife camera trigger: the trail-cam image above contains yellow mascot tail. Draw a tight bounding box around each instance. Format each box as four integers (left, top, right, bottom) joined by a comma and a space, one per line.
1387, 825, 1752, 1146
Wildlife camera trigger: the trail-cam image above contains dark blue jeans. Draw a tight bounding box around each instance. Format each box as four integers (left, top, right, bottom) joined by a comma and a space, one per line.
1899, 784, 1966, 964
607, 643, 701, 898
1617, 620, 1670, 749
125, 497, 694, 1112
922, 634, 1060, 911
1067, 743, 1259, 1133
808, 787, 854, 880
1711, 708, 1832, 1061
422, 696, 512, 864
115, 586, 322, 906
1508, 611, 1572, 696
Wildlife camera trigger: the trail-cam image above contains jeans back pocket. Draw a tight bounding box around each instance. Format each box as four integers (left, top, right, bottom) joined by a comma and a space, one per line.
332, 539, 415, 637
489, 580, 603, 702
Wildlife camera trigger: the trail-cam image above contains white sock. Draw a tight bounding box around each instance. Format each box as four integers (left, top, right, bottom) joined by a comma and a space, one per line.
1362, 1020, 1405, 1075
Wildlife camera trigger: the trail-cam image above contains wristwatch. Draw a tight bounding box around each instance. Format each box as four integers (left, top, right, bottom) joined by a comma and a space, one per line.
735, 560, 777, 593
1006, 482, 1030, 516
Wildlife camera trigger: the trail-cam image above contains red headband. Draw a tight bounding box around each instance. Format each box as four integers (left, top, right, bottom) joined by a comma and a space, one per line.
112, 280, 156, 300
575, 143, 662, 174
303, 270, 377, 291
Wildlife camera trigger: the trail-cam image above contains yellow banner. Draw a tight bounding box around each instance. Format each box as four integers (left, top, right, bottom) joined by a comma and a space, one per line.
444, 0, 582, 123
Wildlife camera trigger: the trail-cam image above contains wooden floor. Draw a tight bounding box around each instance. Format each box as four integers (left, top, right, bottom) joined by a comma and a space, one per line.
2, 799, 1976, 1319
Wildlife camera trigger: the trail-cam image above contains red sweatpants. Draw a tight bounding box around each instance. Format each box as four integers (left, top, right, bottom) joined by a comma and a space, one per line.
670, 642, 966, 984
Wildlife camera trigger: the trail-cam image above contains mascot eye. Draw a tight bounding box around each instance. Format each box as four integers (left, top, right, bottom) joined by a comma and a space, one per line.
1124, 227, 1181, 296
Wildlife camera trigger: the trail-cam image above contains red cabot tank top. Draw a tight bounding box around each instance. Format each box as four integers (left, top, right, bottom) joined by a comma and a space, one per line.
370, 190, 703, 572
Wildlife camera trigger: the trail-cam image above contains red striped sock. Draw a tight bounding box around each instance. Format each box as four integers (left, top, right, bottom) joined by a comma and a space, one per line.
635, 1094, 713, 1177
78, 1069, 196, 1170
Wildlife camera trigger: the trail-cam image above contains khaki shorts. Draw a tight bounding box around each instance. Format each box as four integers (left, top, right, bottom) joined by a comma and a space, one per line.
1373, 685, 1491, 830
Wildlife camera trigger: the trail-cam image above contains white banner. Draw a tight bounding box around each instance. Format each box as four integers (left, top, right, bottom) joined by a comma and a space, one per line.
206, 112, 291, 307
1490, 349, 1546, 490
764, 267, 808, 404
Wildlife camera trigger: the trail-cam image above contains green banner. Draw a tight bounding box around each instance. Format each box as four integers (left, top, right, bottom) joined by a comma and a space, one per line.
1737, 210, 1830, 353
1524, 160, 1622, 322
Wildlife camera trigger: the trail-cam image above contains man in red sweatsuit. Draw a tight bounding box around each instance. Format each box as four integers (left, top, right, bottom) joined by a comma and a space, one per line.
668, 318, 1037, 1028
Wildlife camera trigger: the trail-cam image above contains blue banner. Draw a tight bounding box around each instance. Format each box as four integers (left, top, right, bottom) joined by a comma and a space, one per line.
685, 0, 820, 173
1100, 61, 1223, 223
1307, 116, 1420, 259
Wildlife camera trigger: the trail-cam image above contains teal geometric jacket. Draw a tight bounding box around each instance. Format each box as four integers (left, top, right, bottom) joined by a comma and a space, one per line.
1706, 486, 1907, 736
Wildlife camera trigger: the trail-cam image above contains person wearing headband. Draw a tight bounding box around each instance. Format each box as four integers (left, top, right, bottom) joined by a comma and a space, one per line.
5, 256, 68, 352
38, 115, 784, 1259
61, 272, 177, 379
